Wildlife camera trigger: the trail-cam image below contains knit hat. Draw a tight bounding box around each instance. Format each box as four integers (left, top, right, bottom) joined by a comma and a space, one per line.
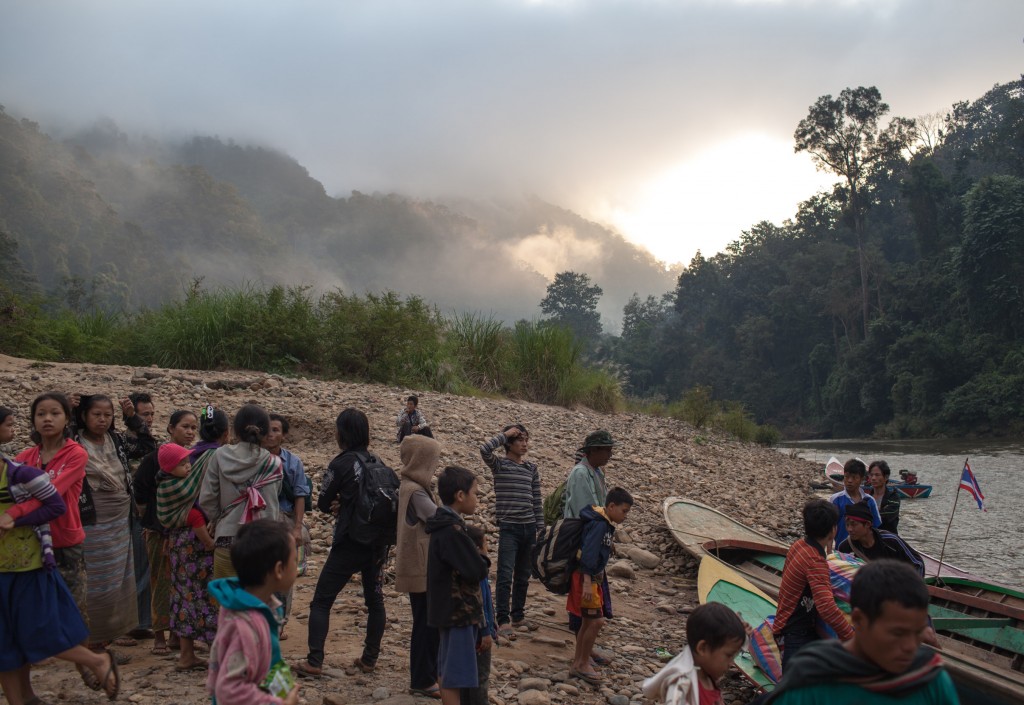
845, 502, 873, 524
158, 443, 192, 473
582, 429, 616, 449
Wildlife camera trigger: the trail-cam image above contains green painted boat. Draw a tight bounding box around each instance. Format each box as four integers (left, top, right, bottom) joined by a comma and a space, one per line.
697, 554, 778, 692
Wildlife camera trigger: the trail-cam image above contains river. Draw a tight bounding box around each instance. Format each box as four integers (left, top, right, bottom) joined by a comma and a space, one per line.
778, 438, 1024, 589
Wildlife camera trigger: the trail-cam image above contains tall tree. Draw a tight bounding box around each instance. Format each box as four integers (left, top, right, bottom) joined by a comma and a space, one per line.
795, 86, 916, 337
540, 271, 603, 343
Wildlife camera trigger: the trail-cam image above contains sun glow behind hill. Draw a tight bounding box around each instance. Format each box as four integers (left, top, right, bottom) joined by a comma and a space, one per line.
597, 133, 837, 267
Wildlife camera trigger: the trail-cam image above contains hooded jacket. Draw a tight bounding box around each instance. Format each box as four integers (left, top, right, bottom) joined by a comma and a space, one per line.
578, 504, 615, 577
425, 506, 490, 629
207, 577, 285, 705
198, 443, 282, 540
395, 435, 441, 593
12, 440, 88, 547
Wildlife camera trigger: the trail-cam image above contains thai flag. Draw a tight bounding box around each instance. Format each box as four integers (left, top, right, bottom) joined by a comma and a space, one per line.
959, 461, 985, 511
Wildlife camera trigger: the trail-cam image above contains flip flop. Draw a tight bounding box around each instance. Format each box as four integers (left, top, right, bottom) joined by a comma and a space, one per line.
101, 649, 121, 700
175, 660, 208, 672
570, 667, 603, 686
409, 685, 441, 699
497, 624, 517, 640
112, 636, 138, 647
293, 661, 323, 679
151, 644, 171, 656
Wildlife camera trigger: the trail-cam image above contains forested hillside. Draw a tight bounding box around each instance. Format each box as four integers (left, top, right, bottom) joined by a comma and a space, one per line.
611, 78, 1024, 438
0, 109, 677, 324
2, 77, 1023, 438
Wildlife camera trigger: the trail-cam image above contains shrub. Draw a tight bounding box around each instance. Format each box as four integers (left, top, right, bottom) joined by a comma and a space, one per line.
754, 424, 782, 447
678, 385, 715, 429
446, 312, 506, 392
715, 401, 757, 441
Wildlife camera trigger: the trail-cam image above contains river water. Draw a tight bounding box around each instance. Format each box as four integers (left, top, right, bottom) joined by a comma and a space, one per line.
778, 438, 1024, 589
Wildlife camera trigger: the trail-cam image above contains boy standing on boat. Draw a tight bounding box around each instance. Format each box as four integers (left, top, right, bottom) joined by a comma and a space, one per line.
773, 500, 854, 670
761, 560, 960, 704
829, 458, 881, 546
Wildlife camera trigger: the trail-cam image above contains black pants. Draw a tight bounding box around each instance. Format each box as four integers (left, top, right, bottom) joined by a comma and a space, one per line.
306, 537, 388, 668
409, 591, 439, 689
780, 626, 818, 672
398, 421, 434, 443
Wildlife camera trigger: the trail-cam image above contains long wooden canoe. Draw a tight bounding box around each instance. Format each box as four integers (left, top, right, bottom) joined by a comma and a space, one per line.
697, 555, 777, 692
663, 496, 789, 559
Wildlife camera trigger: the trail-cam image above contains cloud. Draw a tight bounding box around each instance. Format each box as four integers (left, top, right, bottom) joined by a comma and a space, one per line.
1, 0, 1019, 266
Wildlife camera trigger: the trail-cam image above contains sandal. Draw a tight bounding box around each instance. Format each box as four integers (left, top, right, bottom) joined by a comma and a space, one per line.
570, 667, 603, 686
101, 649, 121, 700
112, 636, 138, 647
293, 660, 323, 679
151, 644, 171, 656
353, 657, 375, 673
409, 684, 441, 699
497, 624, 516, 640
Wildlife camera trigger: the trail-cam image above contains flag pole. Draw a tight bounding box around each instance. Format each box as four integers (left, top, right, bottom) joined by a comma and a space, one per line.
934, 457, 967, 582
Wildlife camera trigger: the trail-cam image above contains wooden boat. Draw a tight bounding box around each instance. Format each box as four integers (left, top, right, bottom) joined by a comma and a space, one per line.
895, 483, 933, 499
662, 496, 790, 595
697, 555, 777, 692
824, 455, 844, 485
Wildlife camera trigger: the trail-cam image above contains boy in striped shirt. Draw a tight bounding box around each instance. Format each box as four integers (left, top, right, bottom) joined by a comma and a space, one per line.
480, 425, 543, 639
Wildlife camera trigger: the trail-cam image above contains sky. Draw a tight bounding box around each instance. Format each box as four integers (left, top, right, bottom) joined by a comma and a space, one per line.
1, 0, 1020, 267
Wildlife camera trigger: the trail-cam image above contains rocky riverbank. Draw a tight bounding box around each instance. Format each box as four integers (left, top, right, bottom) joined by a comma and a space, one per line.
0, 355, 822, 705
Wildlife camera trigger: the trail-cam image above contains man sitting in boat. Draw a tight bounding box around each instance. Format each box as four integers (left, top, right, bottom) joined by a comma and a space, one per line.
829, 459, 881, 547
836, 503, 924, 576
773, 500, 854, 671
761, 560, 960, 704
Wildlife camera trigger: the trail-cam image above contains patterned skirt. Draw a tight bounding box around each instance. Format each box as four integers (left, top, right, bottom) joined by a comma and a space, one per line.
82, 515, 137, 642
168, 527, 218, 643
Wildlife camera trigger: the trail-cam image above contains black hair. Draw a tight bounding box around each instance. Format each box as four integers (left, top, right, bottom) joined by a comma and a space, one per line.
0, 406, 13, 424
233, 404, 270, 446
129, 392, 153, 408
198, 406, 229, 442
850, 559, 929, 623
466, 524, 486, 549
844, 458, 867, 478
803, 498, 839, 540
28, 393, 74, 445
406, 395, 418, 406
335, 408, 369, 452
75, 394, 116, 432
231, 519, 294, 589
868, 459, 892, 479
606, 487, 634, 506
686, 603, 747, 651
269, 413, 290, 435
501, 423, 528, 451
168, 409, 198, 428
438, 465, 476, 505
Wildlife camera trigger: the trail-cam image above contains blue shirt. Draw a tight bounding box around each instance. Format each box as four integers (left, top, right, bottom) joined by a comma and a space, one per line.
276, 447, 309, 514
829, 489, 881, 546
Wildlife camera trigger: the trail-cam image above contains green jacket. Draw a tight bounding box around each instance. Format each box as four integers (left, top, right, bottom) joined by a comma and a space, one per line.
562, 460, 607, 519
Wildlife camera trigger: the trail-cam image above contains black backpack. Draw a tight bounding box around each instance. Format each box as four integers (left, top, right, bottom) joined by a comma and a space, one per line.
531, 517, 584, 594
347, 451, 401, 546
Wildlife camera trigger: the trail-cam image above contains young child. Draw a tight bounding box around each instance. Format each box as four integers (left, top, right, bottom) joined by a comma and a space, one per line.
643, 603, 748, 705
425, 466, 490, 705
207, 520, 299, 705
463, 526, 497, 705
158, 442, 218, 671
568, 486, 633, 686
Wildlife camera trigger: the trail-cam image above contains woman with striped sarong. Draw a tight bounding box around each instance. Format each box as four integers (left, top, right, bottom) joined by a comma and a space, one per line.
74, 394, 156, 650
198, 404, 283, 580
133, 409, 199, 655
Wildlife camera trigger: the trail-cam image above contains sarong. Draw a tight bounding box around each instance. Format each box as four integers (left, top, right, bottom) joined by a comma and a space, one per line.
82, 512, 136, 642
145, 529, 172, 631
168, 527, 217, 643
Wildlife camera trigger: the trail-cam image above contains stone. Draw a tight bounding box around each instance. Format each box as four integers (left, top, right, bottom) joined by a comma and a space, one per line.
608, 696, 630, 705
517, 690, 551, 705
606, 560, 636, 579
624, 546, 661, 569
372, 686, 391, 700
519, 677, 551, 691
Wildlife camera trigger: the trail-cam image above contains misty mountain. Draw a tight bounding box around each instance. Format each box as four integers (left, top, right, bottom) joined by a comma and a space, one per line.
0, 109, 678, 329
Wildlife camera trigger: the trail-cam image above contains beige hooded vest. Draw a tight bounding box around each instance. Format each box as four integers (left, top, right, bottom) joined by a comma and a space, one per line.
394, 434, 441, 593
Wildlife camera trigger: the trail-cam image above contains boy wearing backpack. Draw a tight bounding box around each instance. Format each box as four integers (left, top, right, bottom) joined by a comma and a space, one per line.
568, 487, 633, 687
479, 424, 543, 639
294, 408, 398, 678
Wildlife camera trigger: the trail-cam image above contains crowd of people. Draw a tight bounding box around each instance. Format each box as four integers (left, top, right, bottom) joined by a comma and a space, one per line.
1, 394, 962, 705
